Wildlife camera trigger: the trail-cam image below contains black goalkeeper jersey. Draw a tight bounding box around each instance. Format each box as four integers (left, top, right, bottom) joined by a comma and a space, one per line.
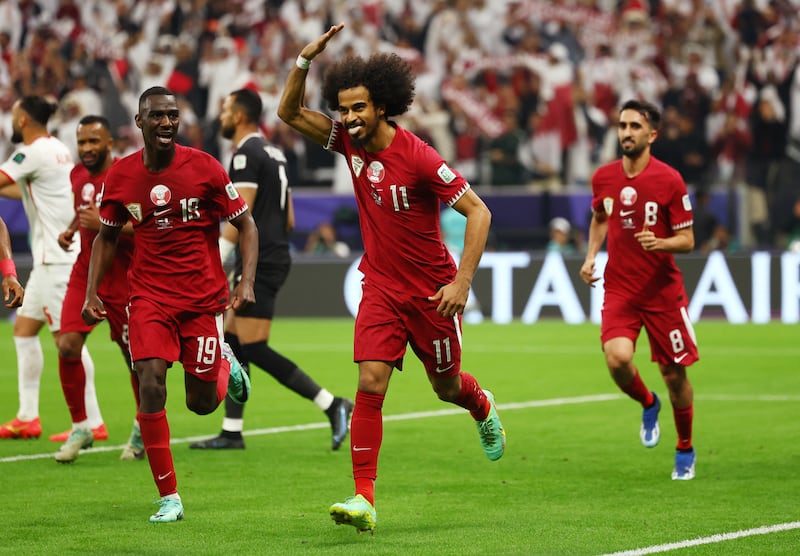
229, 133, 292, 268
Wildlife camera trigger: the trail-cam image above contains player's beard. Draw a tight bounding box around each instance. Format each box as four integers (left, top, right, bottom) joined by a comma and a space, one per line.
81, 150, 108, 174
621, 139, 647, 159
220, 123, 235, 140
10, 129, 22, 143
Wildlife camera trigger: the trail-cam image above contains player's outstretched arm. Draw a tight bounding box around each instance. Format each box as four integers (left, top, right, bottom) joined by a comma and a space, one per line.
429, 190, 491, 318
277, 23, 344, 146
0, 216, 23, 307
1, 274, 23, 308
228, 211, 258, 312
82, 223, 120, 324
580, 211, 608, 287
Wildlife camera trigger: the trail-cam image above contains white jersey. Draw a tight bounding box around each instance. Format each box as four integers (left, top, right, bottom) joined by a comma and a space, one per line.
0, 136, 77, 265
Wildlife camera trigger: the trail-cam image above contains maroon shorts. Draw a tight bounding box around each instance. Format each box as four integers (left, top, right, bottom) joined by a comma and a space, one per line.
601, 293, 699, 367
354, 281, 462, 377
60, 278, 129, 348
127, 297, 224, 382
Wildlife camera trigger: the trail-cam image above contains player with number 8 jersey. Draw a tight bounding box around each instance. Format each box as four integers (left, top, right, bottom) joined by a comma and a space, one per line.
580, 99, 699, 482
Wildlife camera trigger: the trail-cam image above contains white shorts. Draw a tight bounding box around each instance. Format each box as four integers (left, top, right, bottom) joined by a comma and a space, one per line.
17, 263, 72, 331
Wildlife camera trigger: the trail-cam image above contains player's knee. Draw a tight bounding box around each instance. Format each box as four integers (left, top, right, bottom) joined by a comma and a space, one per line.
431, 376, 460, 402
186, 396, 216, 415
604, 349, 633, 371
184, 386, 217, 415
137, 381, 167, 408
660, 364, 686, 389
57, 334, 83, 358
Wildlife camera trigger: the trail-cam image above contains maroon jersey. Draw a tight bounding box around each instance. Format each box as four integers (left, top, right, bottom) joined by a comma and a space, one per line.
70, 162, 133, 305
99, 144, 247, 312
591, 156, 693, 311
329, 121, 466, 296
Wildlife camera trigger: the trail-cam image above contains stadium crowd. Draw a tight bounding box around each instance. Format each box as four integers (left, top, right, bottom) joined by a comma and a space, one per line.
0, 0, 798, 250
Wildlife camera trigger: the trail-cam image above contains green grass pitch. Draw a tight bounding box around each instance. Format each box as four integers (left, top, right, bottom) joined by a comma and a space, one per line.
0, 318, 798, 555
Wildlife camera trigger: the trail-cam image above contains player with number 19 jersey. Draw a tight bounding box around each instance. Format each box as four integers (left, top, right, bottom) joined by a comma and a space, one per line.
591, 157, 693, 311
328, 120, 464, 296
99, 144, 247, 313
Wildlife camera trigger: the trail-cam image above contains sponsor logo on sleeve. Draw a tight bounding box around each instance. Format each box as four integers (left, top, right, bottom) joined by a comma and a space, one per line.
437, 163, 456, 183
225, 182, 239, 200
12, 152, 25, 164
232, 154, 247, 170
682, 194, 692, 211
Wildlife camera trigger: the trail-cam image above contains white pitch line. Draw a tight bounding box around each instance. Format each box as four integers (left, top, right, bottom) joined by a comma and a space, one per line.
2, 393, 798, 464
599, 521, 800, 555
0, 393, 624, 463
2, 393, 798, 551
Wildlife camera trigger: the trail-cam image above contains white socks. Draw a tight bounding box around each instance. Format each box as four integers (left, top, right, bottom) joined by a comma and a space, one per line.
222, 418, 244, 432
15, 336, 43, 421
14, 336, 104, 428
81, 344, 104, 428
313, 389, 335, 411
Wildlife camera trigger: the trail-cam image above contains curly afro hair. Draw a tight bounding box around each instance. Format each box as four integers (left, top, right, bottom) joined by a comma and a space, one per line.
321, 53, 415, 118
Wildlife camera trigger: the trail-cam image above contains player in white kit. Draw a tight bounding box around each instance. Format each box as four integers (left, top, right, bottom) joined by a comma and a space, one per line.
0, 95, 105, 440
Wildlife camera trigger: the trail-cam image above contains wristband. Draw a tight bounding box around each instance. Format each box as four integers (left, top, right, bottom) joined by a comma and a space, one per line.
296, 55, 311, 70
0, 257, 17, 278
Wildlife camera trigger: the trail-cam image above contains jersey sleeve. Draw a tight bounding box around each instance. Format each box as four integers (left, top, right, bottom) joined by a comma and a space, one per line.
590, 165, 609, 214
415, 141, 470, 206
0, 147, 36, 184
229, 148, 260, 189
668, 170, 693, 231
210, 158, 248, 221
97, 167, 129, 227
327, 120, 345, 155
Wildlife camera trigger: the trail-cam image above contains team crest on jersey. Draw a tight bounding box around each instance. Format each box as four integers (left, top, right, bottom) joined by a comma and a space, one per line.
603, 197, 614, 215
351, 155, 364, 177
12, 152, 25, 164
150, 184, 171, 206
367, 161, 385, 184
232, 154, 247, 170
81, 183, 96, 203
437, 163, 456, 183
126, 203, 142, 221
620, 186, 637, 206
225, 182, 239, 200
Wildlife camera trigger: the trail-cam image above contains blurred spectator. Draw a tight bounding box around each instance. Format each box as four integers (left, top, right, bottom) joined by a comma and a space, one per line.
547, 216, 582, 255
652, 107, 711, 190
518, 110, 562, 191
777, 196, 800, 253
731, 0, 775, 48
746, 86, 786, 246
668, 42, 720, 97
487, 109, 526, 186
304, 222, 350, 258
0, 0, 797, 253
692, 190, 721, 253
